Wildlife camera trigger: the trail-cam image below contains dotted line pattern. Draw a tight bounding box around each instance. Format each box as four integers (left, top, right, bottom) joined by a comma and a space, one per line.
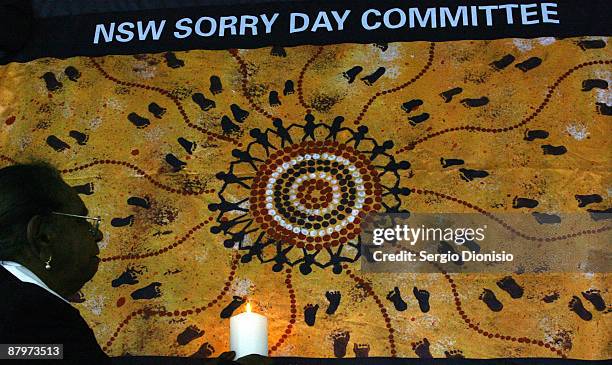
60, 158, 214, 196
228, 49, 276, 121
102, 253, 241, 352
297, 46, 324, 113
88, 58, 241, 146
396, 59, 612, 153
353, 43, 435, 126
269, 269, 297, 354
343, 264, 397, 357
410, 188, 611, 241
0, 154, 17, 165
100, 217, 214, 262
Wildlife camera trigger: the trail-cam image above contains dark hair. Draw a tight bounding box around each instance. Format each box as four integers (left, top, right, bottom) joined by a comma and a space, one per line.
0, 162, 65, 260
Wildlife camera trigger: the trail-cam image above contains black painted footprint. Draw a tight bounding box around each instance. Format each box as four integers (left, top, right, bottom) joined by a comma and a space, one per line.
575, 194, 602, 208
270, 46, 287, 57
512, 196, 539, 209
496, 276, 524, 299
386, 286, 408, 311
283, 80, 295, 95
361, 67, 385, 86
131, 282, 162, 300
541, 144, 567, 155
440, 158, 464, 168
177, 325, 205, 346
210, 76, 223, 95
411, 338, 432, 359
569, 296, 592, 321
41, 72, 62, 91
304, 304, 319, 326
353, 343, 370, 358
192, 93, 216, 111
413, 286, 430, 313
401, 99, 423, 113
230, 104, 249, 122
127, 196, 150, 209
64, 66, 81, 81
588, 207, 612, 221
464, 239, 481, 253
438, 241, 463, 265
596, 102, 611, 116
461, 96, 489, 108
220, 296, 245, 318
178, 137, 197, 154
221, 115, 240, 135
332, 331, 350, 358
582, 79, 608, 91
164, 51, 184, 68
112, 267, 141, 287
445, 349, 465, 358
582, 289, 606, 311
515, 57, 542, 72
72, 182, 94, 195
148, 102, 166, 118
577, 39, 606, 50
165, 153, 187, 171
440, 87, 463, 103
532, 212, 561, 224
111, 215, 134, 227
68, 130, 88, 145
373, 42, 388, 51
524, 129, 549, 141
190, 342, 215, 358
408, 113, 429, 126
459, 168, 489, 182
127, 112, 150, 129
46, 135, 70, 152
325, 291, 341, 315
480, 289, 503, 312
269, 91, 281, 107
490, 54, 515, 70
342, 66, 363, 84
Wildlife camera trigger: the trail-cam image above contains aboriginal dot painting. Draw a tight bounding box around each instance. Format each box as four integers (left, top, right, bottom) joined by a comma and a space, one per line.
0, 38, 610, 360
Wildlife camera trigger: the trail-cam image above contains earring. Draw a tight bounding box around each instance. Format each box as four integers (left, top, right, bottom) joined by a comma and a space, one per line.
45, 256, 52, 270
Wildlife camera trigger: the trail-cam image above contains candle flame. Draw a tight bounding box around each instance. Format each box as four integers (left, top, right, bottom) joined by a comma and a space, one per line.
246, 302, 252, 313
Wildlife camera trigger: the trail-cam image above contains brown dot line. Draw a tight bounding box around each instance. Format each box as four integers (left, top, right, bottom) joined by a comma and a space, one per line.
269, 269, 296, 354
88, 58, 241, 146
100, 216, 214, 262
228, 49, 276, 121
102, 253, 241, 352
396, 59, 612, 153
58, 158, 215, 196
353, 42, 435, 126
297, 46, 324, 113
411, 188, 611, 241
343, 265, 397, 357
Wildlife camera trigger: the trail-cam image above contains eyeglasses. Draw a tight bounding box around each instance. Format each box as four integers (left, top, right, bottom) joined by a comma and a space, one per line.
50, 212, 102, 237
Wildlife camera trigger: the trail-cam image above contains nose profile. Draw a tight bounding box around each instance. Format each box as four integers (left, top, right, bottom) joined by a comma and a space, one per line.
94, 227, 104, 243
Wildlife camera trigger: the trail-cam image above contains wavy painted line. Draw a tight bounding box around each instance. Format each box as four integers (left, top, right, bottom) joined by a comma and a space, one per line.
269, 269, 296, 354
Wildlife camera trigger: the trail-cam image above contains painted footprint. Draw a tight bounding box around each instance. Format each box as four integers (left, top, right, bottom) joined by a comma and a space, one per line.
190, 342, 215, 358
541, 144, 567, 155
532, 212, 561, 224
111, 215, 135, 227
581, 79, 608, 91
582, 289, 606, 311
524, 129, 549, 141
512, 196, 539, 209
459, 168, 489, 182
411, 338, 432, 359
577, 39, 606, 50
361, 67, 385, 86
408, 112, 429, 126
569, 296, 592, 320
460, 96, 489, 108
72, 182, 94, 195
353, 343, 370, 358
230, 104, 249, 122
325, 291, 341, 315
479, 289, 503, 312
490, 54, 515, 70
127, 112, 150, 129
130, 282, 162, 300
515, 57, 542, 72
304, 304, 319, 326
210, 75, 223, 95
68, 130, 88, 145
575, 194, 602, 208
595, 102, 611, 116
177, 325, 205, 346
401, 99, 423, 113
269, 91, 281, 107
386, 286, 408, 311
440, 87, 463, 102
283, 80, 295, 95
111, 267, 141, 287
331, 330, 350, 358
46, 135, 70, 152
440, 157, 464, 168
444, 349, 465, 358
64, 66, 81, 81
127, 196, 150, 209
192, 93, 216, 111
220, 296, 245, 319
164, 51, 184, 68
342, 66, 363, 83
165, 153, 187, 171
148, 102, 166, 118
270, 46, 287, 57
413, 286, 430, 313
496, 276, 524, 299
178, 137, 197, 154
41, 72, 62, 91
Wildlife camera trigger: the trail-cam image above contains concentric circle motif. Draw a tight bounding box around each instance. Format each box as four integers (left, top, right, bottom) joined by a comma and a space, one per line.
250, 141, 383, 249
210, 117, 411, 274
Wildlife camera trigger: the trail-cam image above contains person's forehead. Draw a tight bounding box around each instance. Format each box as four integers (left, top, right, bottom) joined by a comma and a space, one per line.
56, 182, 88, 214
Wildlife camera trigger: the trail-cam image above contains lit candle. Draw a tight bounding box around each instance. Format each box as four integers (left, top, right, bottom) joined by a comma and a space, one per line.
230, 302, 268, 359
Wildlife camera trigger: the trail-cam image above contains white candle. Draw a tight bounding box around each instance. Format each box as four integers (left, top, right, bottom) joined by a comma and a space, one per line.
230, 302, 268, 359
